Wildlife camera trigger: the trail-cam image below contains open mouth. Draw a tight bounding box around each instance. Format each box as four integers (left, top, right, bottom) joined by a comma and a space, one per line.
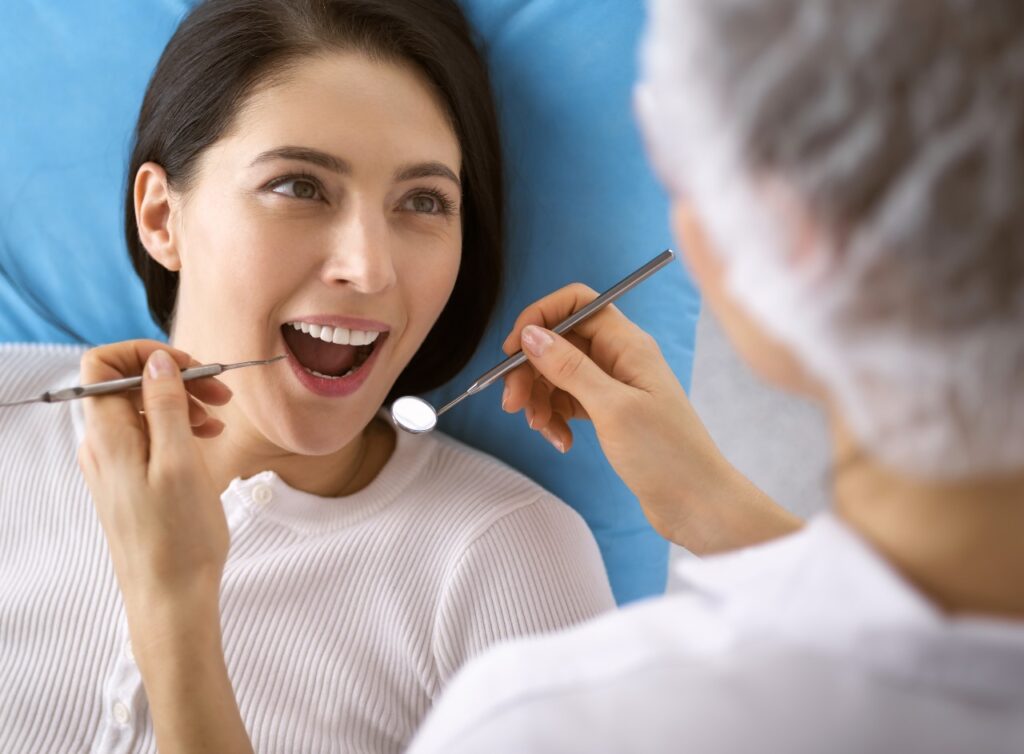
281, 321, 388, 381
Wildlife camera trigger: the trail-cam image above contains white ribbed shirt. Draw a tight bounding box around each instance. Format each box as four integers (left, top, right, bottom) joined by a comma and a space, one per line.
0, 343, 616, 754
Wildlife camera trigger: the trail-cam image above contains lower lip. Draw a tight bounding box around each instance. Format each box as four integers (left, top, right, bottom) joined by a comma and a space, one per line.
282, 333, 388, 398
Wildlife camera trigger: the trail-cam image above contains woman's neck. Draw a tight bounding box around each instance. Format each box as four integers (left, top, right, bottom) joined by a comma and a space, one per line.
831, 420, 1024, 619
197, 415, 395, 499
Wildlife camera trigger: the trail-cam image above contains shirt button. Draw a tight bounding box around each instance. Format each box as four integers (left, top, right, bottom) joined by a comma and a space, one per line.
123, 639, 135, 663
251, 483, 273, 506
112, 701, 131, 725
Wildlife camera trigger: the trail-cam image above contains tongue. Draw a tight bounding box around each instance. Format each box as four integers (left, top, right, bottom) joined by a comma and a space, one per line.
283, 327, 358, 376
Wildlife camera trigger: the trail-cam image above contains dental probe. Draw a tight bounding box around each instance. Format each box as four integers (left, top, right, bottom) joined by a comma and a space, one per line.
0, 355, 287, 408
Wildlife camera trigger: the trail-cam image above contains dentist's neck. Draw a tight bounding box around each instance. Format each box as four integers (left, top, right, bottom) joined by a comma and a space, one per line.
832, 420, 1024, 619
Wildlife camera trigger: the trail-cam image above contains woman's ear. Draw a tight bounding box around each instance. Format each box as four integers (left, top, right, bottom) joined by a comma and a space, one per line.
134, 162, 181, 272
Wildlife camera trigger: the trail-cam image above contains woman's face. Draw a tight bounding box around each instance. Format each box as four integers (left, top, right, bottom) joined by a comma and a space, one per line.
146, 52, 463, 455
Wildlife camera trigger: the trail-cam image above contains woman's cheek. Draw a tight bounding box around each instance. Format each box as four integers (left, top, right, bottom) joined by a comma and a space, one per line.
408, 237, 460, 309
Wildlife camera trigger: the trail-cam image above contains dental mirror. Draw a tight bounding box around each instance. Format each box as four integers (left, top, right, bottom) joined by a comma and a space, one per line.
390, 249, 676, 435
390, 396, 439, 434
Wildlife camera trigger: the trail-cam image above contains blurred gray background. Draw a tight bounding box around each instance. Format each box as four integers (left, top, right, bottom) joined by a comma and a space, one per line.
668, 307, 831, 586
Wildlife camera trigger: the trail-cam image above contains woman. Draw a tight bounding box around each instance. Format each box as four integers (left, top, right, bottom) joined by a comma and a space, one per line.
0, 1, 616, 752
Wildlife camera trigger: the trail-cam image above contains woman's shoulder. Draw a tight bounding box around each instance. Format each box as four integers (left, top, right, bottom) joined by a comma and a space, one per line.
0, 343, 86, 470
398, 431, 606, 585
0, 342, 87, 401
413, 432, 616, 679
0, 341, 87, 360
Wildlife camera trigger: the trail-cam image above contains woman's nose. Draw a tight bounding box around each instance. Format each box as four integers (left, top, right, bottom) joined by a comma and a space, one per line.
320, 206, 397, 294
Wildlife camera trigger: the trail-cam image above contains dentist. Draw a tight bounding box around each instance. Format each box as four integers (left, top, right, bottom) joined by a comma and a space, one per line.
411, 0, 1024, 751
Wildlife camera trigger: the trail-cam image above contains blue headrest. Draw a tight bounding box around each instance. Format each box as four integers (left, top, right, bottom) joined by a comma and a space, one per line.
0, 1, 699, 604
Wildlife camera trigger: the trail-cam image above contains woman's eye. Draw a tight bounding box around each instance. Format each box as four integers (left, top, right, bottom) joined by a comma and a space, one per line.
401, 191, 457, 216
404, 194, 442, 214
270, 178, 321, 200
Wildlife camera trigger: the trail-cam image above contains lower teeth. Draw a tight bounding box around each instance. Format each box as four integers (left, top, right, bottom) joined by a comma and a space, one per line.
305, 366, 356, 380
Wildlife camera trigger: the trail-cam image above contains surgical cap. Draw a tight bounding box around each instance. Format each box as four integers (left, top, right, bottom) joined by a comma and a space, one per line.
637, 0, 1024, 478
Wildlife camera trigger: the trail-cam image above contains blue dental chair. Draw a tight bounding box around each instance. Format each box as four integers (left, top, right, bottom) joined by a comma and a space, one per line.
0, 0, 699, 604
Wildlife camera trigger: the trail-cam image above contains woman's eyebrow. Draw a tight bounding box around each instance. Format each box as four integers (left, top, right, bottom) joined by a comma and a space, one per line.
249, 146, 351, 174
249, 148, 460, 189
394, 162, 461, 189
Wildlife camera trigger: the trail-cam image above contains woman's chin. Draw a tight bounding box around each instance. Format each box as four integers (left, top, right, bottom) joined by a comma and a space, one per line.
266, 412, 374, 457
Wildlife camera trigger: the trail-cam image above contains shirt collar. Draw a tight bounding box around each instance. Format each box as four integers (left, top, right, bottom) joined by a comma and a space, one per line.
220, 418, 433, 533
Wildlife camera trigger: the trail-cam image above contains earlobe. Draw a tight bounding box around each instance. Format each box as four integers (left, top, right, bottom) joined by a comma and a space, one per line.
671, 199, 725, 291
670, 198, 826, 399
134, 162, 181, 272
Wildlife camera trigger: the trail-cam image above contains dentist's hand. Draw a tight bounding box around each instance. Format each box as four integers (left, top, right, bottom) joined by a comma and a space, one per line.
502, 285, 801, 554
78, 340, 253, 754
77, 340, 233, 630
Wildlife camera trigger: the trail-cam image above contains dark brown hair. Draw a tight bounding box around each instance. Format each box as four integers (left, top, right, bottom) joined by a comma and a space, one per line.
125, 0, 503, 400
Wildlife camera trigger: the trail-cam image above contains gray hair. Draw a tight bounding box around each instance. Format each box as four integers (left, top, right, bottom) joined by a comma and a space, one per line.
637, 0, 1024, 478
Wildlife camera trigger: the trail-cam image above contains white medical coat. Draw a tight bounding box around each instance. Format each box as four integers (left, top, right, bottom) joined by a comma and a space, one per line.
409, 514, 1024, 753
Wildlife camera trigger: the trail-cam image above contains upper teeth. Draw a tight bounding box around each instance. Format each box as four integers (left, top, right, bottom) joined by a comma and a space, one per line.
289, 321, 381, 347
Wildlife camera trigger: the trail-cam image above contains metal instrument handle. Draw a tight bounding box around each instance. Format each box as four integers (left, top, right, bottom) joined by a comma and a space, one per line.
43, 363, 226, 403
436, 249, 676, 417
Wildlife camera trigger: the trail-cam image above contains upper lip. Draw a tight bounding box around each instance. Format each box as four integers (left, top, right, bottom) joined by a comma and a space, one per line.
284, 315, 391, 332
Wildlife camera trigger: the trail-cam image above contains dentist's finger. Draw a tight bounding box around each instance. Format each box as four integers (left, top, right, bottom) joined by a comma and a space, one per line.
502, 283, 668, 410
192, 417, 226, 440
84, 339, 232, 407
141, 350, 196, 468
187, 395, 209, 427
175, 354, 232, 408
183, 374, 233, 407
551, 388, 587, 423
503, 284, 657, 370
501, 362, 531, 414
83, 340, 190, 383
81, 357, 148, 461
139, 396, 210, 439
501, 284, 614, 354
526, 377, 553, 430
126, 377, 230, 420
519, 325, 623, 421
186, 395, 226, 439
540, 391, 579, 453
81, 341, 223, 440
502, 331, 589, 415
538, 421, 570, 454
123, 372, 228, 437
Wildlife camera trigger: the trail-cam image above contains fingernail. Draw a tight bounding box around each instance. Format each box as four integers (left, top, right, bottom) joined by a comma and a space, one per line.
540, 427, 566, 453
526, 407, 535, 428
521, 326, 554, 357
501, 384, 510, 411
147, 350, 177, 379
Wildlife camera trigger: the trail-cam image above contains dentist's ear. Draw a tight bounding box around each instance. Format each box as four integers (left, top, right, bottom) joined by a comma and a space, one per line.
134, 162, 181, 272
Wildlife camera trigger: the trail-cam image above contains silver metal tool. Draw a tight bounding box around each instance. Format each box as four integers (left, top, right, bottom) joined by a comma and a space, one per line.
391, 248, 677, 434
0, 355, 286, 408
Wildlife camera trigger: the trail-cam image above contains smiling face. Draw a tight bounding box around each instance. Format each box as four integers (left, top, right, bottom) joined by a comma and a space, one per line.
137, 51, 463, 459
